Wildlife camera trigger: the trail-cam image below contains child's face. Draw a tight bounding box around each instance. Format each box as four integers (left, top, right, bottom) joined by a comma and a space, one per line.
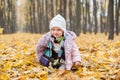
51, 27, 64, 38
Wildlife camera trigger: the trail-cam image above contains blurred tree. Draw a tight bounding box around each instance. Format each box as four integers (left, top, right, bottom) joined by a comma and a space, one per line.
75, 0, 81, 36
0, 0, 16, 34
115, 0, 120, 35
0, 0, 5, 30
93, 0, 98, 34
108, 0, 114, 40
69, 0, 72, 31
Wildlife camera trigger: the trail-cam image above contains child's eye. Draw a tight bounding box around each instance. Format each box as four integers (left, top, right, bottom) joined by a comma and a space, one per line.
57, 29, 61, 31
51, 28, 62, 31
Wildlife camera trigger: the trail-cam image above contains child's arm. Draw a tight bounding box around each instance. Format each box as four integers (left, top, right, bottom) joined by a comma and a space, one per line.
71, 41, 81, 63
36, 35, 47, 61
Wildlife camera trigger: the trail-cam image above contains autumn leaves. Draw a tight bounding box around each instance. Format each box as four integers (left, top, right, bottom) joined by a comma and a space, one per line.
0, 33, 120, 80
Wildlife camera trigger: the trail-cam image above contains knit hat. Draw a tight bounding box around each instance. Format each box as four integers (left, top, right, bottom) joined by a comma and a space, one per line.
49, 14, 66, 32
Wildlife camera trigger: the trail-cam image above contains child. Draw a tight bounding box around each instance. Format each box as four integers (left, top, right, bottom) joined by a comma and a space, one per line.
36, 14, 81, 70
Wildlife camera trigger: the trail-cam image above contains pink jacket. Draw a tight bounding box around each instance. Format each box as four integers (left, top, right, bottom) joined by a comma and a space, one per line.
36, 31, 81, 70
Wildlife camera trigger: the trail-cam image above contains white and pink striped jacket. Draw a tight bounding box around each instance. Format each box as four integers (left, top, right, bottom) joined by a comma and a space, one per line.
36, 31, 81, 70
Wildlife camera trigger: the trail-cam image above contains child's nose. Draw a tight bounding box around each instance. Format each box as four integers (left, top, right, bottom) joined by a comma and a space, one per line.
54, 30, 58, 33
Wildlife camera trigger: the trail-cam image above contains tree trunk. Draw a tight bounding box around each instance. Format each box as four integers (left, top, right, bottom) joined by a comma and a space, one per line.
59, 0, 62, 15
83, 0, 88, 34
87, 0, 92, 33
76, 0, 81, 36
115, 0, 120, 35
29, 2, 33, 33
37, 0, 41, 33
0, 0, 4, 29
69, 0, 72, 30
55, 0, 59, 14
100, 13, 104, 33
45, 0, 49, 32
93, 0, 97, 34
40, 0, 44, 33
108, 0, 114, 40
33, 0, 37, 33
51, 0, 54, 18
63, 0, 66, 19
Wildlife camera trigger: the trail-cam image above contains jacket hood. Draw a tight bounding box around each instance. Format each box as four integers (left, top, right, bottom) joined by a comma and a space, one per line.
65, 31, 77, 40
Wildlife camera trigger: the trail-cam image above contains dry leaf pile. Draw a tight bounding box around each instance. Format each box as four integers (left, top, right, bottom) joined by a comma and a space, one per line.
0, 33, 120, 80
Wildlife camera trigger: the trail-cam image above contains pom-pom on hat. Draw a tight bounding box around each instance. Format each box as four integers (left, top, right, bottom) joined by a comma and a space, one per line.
49, 14, 66, 32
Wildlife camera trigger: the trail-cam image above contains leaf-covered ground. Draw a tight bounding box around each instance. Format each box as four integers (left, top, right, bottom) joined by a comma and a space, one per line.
0, 33, 120, 80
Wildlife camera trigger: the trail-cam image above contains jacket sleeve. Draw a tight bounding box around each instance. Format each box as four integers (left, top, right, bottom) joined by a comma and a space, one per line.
71, 41, 81, 62
36, 35, 47, 61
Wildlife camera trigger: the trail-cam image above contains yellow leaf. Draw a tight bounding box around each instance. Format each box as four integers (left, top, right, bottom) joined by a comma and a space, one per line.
109, 57, 116, 62
5, 62, 12, 70
37, 71, 48, 80
0, 73, 9, 80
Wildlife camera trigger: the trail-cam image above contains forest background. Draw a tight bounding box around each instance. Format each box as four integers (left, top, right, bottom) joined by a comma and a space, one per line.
0, 0, 120, 40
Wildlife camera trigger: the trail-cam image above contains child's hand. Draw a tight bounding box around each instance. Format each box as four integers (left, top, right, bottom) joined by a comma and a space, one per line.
75, 61, 81, 67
